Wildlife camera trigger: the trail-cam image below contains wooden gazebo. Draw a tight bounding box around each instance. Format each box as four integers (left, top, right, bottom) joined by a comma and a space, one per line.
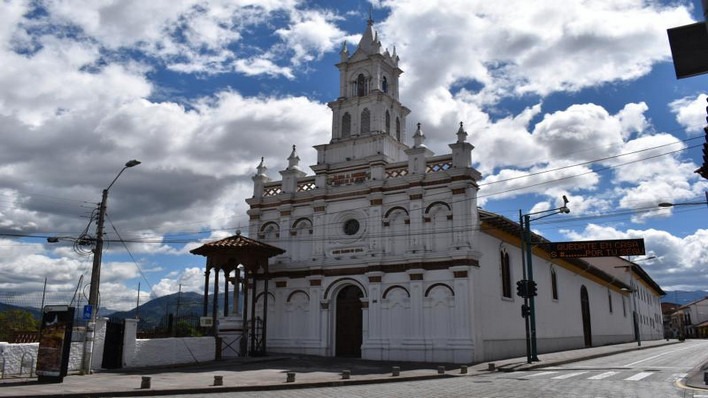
190, 232, 285, 356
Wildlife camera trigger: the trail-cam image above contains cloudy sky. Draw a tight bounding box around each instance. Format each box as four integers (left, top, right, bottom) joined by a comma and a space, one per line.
1, 0, 707, 312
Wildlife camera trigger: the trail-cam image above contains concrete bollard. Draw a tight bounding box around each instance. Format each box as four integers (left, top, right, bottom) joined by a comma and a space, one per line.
213, 375, 223, 386
460, 365, 468, 374
488, 363, 496, 371
392, 366, 400, 377
342, 370, 351, 379
140, 376, 151, 389
286, 372, 296, 383
437, 366, 445, 375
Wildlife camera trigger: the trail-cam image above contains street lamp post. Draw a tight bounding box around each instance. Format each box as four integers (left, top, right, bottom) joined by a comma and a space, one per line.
520, 195, 570, 362
82, 159, 140, 374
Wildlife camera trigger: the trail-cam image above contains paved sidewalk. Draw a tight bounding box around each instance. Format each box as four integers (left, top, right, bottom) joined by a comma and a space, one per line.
0, 339, 702, 397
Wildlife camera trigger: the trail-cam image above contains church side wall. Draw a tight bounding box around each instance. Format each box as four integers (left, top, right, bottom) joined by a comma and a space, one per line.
475, 233, 635, 362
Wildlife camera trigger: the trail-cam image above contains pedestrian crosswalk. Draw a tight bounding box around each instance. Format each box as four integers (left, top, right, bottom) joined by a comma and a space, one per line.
511, 369, 687, 383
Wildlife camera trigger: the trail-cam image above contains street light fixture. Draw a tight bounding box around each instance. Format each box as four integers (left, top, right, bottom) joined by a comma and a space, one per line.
658, 192, 708, 208
519, 195, 570, 363
83, 159, 140, 374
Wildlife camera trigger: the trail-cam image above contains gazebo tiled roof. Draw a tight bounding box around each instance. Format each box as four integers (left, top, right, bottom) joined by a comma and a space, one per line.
190, 232, 285, 257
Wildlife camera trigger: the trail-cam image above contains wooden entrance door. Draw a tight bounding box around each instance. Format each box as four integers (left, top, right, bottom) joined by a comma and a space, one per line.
580, 286, 592, 347
335, 285, 363, 357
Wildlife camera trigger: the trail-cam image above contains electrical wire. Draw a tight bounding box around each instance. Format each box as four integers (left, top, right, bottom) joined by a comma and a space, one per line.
106, 215, 159, 301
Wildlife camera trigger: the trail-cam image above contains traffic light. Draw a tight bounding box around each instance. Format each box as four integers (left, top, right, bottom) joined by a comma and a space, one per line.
697, 99, 708, 180
516, 280, 528, 298
521, 304, 530, 318
528, 280, 538, 297
696, 126, 708, 180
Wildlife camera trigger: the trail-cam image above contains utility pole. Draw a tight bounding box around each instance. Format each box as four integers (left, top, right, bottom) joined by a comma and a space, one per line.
82, 160, 140, 375
519, 196, 570, 362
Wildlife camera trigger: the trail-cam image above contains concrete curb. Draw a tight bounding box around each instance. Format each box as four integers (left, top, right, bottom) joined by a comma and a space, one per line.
497, 341, 682, 372
0, 373, 456, 398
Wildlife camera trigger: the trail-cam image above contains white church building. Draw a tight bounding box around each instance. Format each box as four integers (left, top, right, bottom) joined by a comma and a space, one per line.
200, 19, 665, 364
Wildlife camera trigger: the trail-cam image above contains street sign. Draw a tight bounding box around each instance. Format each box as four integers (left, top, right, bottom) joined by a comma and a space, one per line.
83, 304, 92, 320
543, 239, 645, 259
667, 22, 708, 79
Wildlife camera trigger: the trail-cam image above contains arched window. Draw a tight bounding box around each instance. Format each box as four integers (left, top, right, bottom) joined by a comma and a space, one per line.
342, 113, 351, 138
551, 268, 558, 300
357, 74, 367, 97
385, 111, 391, 134
500, 250, 511, 298
260, 222, 279, 241
395, 117, 401, 141
360, 108, 370, 134
382, 76, 388, 93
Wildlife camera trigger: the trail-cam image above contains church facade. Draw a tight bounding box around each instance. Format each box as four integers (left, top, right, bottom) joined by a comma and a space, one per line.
241, 20, 665, 363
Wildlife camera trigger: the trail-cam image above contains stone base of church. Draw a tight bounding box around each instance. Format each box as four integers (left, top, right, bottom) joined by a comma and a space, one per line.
362, 338, 475, 364
266, 338, 329, 357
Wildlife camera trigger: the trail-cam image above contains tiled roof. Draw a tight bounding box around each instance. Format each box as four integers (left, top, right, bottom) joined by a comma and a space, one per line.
190, 233, 285, 256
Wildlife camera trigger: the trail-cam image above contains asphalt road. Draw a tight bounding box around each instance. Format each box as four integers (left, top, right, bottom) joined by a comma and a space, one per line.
166, 340, 708, 398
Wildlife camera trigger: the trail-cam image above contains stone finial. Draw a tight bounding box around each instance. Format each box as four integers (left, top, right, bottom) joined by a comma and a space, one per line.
287, 145, 301, 170
340, 41, 349, 61
456, 121, 468, 143
256, 157, 267, 177
413, 123, 426, 148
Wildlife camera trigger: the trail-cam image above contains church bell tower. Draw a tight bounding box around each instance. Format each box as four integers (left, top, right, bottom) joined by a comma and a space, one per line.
315, 17, 411, 167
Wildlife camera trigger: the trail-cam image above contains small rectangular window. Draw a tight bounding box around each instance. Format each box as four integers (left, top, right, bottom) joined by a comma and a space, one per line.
551, 269, 558, 300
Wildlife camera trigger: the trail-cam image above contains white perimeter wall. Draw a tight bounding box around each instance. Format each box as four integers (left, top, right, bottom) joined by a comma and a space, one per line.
1, 318, 215, 377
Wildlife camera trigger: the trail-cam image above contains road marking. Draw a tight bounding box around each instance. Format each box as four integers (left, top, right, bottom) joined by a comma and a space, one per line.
524, 371, 559, 378
588, 371, 619, 380
623, 344, 698, 367
552, 371, 589, 380
624, 371, 653, 381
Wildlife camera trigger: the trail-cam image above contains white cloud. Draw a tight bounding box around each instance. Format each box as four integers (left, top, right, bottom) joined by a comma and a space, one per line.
670, 94, 707, 135
562, 224, 708, 291
275, 9, 347, 66
383, 0, 692, 108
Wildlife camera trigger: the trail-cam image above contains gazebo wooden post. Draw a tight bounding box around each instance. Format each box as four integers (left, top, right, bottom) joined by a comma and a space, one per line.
233, 268, 241, 315
250, 271, 257, 355
203, 265, 211, 317
261, 259, 269, 355
212, 267, 220, 334
223, 269, 230, 317
241, 268, 249, 355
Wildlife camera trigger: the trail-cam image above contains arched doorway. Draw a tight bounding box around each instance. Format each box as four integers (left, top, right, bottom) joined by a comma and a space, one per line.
335, 285, 363, 357
580, 286, 592, 347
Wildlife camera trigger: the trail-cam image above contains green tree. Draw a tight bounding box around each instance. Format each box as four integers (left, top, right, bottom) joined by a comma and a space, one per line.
0, 310, 39, 341
174, 320, 201, 337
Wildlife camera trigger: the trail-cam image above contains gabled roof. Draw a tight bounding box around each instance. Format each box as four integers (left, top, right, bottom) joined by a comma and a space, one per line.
479, 209, 633, 292
678, 295, 708, 310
